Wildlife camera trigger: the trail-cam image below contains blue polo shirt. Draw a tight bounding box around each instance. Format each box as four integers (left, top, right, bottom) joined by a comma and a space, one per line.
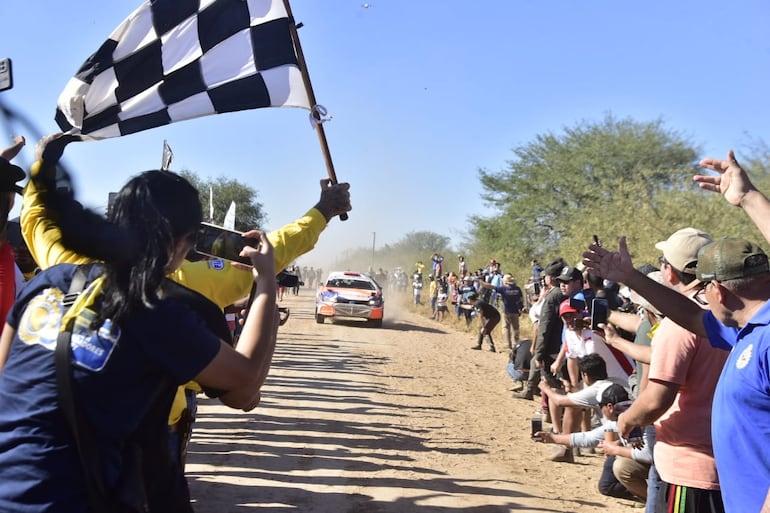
703, 301, 770, 513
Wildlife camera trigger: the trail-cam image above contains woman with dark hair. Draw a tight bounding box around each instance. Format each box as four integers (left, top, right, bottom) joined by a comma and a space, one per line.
0, 137, 279, 512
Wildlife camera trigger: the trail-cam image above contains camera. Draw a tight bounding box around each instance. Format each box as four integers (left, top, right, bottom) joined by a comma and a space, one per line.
194, 222, 260, 265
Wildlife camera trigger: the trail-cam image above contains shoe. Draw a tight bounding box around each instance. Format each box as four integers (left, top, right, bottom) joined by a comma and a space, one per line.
488, 345, 496, 353
470, 345, 482, 350
513, 390, 534, 400
547, 447, 574, 463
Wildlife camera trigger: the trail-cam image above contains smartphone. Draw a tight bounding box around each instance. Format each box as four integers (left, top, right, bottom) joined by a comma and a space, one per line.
592, 234, 601, 247
591, 298, 609, 330
531, 417, 543, 441
194, 222, 259, 265
0, 58, 12, 92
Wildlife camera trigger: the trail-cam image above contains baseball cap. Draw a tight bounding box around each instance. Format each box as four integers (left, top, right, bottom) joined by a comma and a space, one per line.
600, 384, 629, 406
696, 238, 770, 282
0, 158, 25, 194
655, 227, 712, 273
556, 265, 582, 282
558, 299, 578, 317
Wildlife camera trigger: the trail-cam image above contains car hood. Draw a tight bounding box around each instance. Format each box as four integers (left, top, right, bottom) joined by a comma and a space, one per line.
322, 288, 378, 300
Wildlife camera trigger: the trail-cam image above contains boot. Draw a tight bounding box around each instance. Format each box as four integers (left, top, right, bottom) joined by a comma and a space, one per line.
512, 389, 534, 400
471, 333, 483, 351
488, 343, 496, 353
547, 446, 574, 463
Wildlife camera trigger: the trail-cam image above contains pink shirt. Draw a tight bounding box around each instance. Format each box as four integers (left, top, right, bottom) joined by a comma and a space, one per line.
649, 317, 728, 490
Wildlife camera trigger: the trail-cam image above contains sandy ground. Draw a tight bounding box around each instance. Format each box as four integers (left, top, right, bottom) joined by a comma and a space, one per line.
186, 289, 642, 513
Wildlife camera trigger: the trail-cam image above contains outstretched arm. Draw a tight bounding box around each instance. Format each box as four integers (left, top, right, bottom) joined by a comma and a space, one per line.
696, 149, 770, 245
583, 237, 707, 337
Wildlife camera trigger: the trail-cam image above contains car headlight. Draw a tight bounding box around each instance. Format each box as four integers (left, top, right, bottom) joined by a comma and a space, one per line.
368, 297, 382, 306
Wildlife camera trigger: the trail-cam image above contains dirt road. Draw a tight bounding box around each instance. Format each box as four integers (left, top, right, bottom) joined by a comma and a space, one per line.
186, 289, 641, 513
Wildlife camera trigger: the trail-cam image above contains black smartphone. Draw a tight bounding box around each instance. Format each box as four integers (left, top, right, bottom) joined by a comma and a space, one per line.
0, 58, 13, 92
194, 222, 259, 265
592, 234, 601, 246
590, 298, 609, 330
531, 417, 543, 441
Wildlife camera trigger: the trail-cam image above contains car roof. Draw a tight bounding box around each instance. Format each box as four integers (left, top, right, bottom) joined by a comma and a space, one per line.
326, 271, 370, 280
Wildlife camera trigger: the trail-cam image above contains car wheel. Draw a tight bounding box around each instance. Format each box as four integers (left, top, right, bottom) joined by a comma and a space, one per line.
368, 318, 383, 328
315, 313, 325, 324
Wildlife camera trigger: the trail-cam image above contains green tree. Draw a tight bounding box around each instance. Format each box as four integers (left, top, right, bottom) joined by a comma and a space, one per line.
181, 171, 265, 232
333, 230, 453, 274
472, 114, 705, 269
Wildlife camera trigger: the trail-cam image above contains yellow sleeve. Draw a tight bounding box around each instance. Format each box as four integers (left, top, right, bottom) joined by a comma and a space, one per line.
268, 207, 327, 272
21, 160, 93, 269
170, 207, 328, 308
169, 259, 253, 310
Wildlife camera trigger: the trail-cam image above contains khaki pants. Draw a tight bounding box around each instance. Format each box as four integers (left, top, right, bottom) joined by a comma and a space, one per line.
613, 455, 650, 500
502, 312, 520, 348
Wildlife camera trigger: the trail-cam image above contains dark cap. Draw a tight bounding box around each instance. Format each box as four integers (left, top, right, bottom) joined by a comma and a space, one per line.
0, 158, 25, 194
696, 238, 770, 282
600, 384, 629, 406
556, 265, 582, 282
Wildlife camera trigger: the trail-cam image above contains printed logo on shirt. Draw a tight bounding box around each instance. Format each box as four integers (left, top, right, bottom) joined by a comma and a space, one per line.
69, 308, 120, 372
17, 288, 65, 351
736, 343, 753, 370
208, 259, 225, 270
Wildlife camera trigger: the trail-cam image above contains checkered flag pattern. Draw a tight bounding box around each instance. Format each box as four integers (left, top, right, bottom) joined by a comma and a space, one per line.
56, 0, 310, 139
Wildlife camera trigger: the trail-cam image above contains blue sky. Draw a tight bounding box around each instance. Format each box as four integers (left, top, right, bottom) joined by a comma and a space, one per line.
1, 0, 769, 270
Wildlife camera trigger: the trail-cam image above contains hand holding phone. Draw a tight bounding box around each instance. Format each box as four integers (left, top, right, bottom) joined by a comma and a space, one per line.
591, 298, 609, 331
194, 223, 260, 265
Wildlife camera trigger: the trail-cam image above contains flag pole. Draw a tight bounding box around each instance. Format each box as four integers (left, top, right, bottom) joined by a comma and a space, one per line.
282, 0, 348, 221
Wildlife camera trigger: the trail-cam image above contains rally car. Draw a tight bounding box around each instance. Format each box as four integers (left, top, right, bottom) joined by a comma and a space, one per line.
315, 271, 384, 327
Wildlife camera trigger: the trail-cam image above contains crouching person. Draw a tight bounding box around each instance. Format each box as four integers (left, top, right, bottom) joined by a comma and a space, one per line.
534, 384, 645, 502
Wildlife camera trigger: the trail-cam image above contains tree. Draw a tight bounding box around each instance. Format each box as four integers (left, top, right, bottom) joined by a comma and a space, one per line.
472, 114, 707, 269
331, 230, 453, 274
181, 171, 265, 231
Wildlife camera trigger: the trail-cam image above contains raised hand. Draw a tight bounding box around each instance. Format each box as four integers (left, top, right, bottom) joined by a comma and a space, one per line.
582, 236, 636, 285
695, 149, 755, 208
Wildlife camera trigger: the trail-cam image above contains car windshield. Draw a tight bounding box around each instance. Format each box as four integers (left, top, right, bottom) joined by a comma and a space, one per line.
327, 278, 376, 291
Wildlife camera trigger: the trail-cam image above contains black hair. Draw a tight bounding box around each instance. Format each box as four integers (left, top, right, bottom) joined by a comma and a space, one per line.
586, 272, 603, 289
37, 164, 202, 327
97, 170, 202, 326
578, 353, 608, 381
544, 257, 566, 278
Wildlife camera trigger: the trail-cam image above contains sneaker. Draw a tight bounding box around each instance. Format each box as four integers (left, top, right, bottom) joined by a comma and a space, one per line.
513, 390, 534, 400
488, 345, 496, 353
547, 447, 574, 463
470, 345, 482, 350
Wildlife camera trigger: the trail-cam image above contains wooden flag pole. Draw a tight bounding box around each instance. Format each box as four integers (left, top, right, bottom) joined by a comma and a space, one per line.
282, 0, 348, 221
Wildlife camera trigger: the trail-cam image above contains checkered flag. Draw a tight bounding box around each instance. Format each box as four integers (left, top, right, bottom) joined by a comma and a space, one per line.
55, 0, 310, 139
